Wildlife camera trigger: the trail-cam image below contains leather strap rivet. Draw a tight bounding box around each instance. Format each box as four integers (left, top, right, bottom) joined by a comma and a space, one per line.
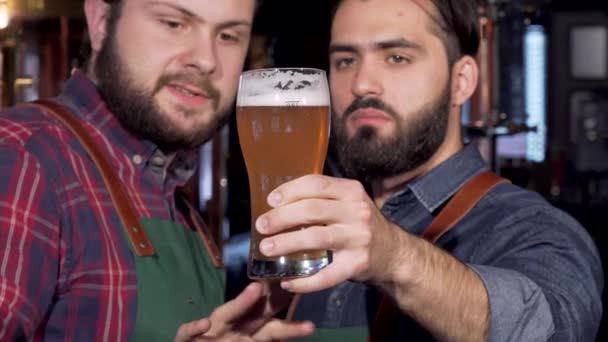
139, 242, 147, 249
132, 227, 139, 233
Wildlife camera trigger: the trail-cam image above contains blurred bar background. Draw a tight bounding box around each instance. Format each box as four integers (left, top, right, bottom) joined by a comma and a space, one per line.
2, 0, 607, 338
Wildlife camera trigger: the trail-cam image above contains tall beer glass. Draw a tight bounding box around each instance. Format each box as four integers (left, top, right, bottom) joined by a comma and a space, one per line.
237, 68, 331, 279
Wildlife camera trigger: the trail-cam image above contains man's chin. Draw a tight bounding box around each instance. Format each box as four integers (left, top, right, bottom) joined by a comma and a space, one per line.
347, 131, 396, 146
175, 126, 214, 143
349, 122, 395, 136
158, 106, 214, 131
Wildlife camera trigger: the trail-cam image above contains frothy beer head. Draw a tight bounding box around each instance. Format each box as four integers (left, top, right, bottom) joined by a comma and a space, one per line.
237, 68, 330, 107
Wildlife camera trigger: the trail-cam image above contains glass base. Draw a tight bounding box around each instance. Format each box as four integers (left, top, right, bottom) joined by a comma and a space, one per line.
248, 255, 329, 279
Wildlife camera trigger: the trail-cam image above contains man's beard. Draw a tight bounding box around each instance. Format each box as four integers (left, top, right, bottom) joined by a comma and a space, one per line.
94, 31, 228, 152
331, 84, 451, 183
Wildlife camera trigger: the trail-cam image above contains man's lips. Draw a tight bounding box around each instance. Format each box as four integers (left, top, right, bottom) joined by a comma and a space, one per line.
168, 82, 208, 97
165, 82, 210, 107
349, 108, 393, 127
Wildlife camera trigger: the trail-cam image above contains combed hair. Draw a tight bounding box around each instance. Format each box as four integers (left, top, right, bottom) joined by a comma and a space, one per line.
331, 0, 480, 65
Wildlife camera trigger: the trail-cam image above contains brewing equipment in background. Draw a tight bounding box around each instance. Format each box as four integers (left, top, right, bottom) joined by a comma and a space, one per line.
0, 0, 85, 107
466, 0, 540, 172
549, 1, 608, 206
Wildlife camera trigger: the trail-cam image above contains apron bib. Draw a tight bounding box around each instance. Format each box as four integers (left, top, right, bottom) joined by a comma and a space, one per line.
24, 101, 225, 341
129, 218, 225, 341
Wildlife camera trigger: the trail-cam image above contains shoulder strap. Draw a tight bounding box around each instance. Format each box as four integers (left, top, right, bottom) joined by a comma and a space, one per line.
284, 170, 509, 334
175, 190, 224, 267
29, 99, 156, 257
369, 170, 509, 341
422, 170, 509, 243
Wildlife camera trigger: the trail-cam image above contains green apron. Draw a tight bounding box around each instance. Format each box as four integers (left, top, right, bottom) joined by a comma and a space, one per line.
128, 218, 225, 341
26, 100, 224, 340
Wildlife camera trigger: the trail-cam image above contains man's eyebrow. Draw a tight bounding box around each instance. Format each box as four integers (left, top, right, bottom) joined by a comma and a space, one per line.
144, 1, 252, 28
329, 38, 424, 55
217, 20, 253, 30
328, 43, 359, 55
375, 38, 424, 51
145, 1, 199, 19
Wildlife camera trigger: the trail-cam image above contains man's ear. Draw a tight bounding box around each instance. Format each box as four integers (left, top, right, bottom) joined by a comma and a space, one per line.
84, 0, 111, 53
449, 55, 479, 106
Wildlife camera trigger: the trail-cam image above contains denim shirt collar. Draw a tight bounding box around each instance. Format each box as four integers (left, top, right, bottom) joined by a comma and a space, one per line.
386, 144, 490, 213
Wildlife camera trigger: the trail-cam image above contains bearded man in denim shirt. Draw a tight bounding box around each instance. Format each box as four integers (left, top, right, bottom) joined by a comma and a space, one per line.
252, 0, 604, 341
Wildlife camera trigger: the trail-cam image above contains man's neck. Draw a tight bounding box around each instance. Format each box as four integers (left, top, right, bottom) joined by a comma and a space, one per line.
370, 140, 463, 208
371, 169, 424, 208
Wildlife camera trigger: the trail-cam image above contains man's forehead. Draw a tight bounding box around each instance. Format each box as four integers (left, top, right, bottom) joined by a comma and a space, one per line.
410, 0, 446, 33
333, 0, 443, 36
411, 0, 439, 16
337, 0, 442, 25
332, 0, 446, 43
120, 0, 255, 21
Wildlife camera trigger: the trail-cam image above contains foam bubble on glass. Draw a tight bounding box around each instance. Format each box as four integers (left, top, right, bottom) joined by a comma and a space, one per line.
237, 68, 330, 107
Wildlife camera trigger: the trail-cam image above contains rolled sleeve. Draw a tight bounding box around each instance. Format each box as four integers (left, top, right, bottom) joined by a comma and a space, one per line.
470, 264, 554, 342
467, 207, 603, 342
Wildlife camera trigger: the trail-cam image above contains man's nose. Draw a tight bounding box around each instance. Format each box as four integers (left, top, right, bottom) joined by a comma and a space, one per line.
351, 60, 383, 97
181, 34, 218, 75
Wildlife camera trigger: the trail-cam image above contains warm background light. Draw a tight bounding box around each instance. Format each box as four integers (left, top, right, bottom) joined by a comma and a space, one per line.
0, 1, 9, 30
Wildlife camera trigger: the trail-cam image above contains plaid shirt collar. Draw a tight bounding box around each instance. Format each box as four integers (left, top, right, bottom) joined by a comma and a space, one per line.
58, 69, 198, 186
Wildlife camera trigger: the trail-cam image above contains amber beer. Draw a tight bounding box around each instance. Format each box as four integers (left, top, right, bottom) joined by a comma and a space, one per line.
237, 68, 330, 279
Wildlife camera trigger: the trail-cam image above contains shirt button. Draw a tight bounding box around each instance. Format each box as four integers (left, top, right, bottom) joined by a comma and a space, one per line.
132, 155, 143, 165
150, 156, 166, 167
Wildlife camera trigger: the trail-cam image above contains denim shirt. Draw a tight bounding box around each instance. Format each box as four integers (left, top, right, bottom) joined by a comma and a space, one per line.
293, 145, 603, 341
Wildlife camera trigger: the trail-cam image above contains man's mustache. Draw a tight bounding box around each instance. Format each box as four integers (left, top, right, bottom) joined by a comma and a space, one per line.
342, 97, 399, 120
154, 73, 221, 109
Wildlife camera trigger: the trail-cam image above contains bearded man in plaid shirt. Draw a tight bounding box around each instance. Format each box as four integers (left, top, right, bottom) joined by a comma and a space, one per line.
0, 0, 314, 341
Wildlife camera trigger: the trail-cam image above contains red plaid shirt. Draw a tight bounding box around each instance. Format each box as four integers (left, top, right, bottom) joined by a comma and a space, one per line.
0, 70, 200, 341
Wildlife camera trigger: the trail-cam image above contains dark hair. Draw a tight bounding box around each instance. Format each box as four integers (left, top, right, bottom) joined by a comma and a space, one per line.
430, 0, 480, 64
77, 0, 123, 70
332, 0, 480, 65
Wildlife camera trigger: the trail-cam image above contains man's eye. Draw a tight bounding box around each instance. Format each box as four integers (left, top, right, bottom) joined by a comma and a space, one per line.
334, 58, 355, 69
219, 32, 240, 43
388, 55, 410, 64
160, 19, 185, 30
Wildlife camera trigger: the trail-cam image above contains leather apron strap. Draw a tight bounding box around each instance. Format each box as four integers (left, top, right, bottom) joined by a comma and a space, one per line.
29, 99, 156, 256
422, 171, 509, 243
368, 170, 509, 341
176, 191, 224, 267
